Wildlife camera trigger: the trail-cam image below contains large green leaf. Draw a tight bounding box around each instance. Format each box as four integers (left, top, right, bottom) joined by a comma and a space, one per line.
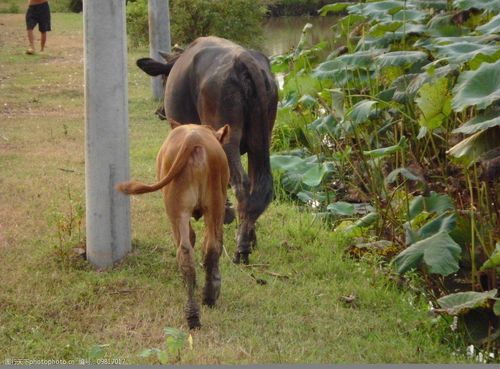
452, 59, 500, 112
417, 212, 457, 240
344, 211, 379, 233
334, 49, 386, 68
452, 107, 500, 135
271, 154, 333, 192
369, 21, 403, 37
433, 41, 500, 66
411, 0, 448, 10
477, 13, 500, 35
318, 2, 352, 15
392, 8, 427, 22
363, 136, 408, 159
480, 243, 500, 271
302, 163, 331, 187
416, 77, 452, 130
393, 231, 462, 276
453, 0, 500, 12
348, 1, 410, 21
327, 201, 355, 216
427, 14, 467, 37
346, 99, 379, 124
385, 167, 425, 184
376, 51, 429, 68
436, 289, 498, 315
409, 192, 454, 219
447, 126, 500, 167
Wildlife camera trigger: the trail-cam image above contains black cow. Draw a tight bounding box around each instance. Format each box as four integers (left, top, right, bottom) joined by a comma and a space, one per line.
137, 36, 278, 264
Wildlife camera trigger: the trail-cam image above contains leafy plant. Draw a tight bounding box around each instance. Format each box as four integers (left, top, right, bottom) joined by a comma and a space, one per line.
140, 327, 192, 364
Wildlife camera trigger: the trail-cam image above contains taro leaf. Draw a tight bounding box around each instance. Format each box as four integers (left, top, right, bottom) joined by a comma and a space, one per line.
411, 0, 448, 10
427, 14, 465, 38
348, 1, 408, 21
477, 13, 500, 35
346, 100, 379, 124
308, 114, 338, 135
271, 155, 333, 190
337, 14, 367, 35
319, 2, 352, 15
335, 49, 386, 68
385, 167, 425, 184
447, 126, 500, 167
392, 9, 427, 22
452, 107, 500, 135
363, 136, 408, 159
393, 230, 461, 276
416, 77, 452, 130
298, 94, 317, 109
297, 191, 328, 204
294, 23, 314, 58
409, 192, 454, 220
453, 0, 500, 12
433, 42, 500, 66
452, 59, 500, 112
327, 201, 355, 216
369, 21, 403, 37
436, 289, 499, 316
376, 51, 428, 68
302, 162, 332, 187
418, 212, 457, 240
330, 88, 345, 121
270, 155, 308, 172
345, 212, 379, 232
480, 243, 500, 271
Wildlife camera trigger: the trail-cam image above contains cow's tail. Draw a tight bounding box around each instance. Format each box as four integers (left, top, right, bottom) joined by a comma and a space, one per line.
235, 52, 278, 221
116, 135, 197, 196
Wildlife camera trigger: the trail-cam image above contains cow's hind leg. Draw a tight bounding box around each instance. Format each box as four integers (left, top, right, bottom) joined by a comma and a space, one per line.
174, 214, 201, 329
223, 143, 253, 264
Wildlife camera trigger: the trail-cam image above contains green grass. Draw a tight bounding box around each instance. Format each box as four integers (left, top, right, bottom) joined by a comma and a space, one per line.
0, 13, 473, 364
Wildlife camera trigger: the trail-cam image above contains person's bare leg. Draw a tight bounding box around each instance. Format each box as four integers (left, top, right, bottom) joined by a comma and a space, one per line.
26, 29, 35, 54
40, 32, 46, 52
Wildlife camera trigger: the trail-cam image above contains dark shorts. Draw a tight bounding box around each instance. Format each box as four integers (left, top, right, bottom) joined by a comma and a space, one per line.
26, 2, 51, 32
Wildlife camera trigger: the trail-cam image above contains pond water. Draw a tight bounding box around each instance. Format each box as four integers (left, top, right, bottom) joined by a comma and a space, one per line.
262, 16, 340, 57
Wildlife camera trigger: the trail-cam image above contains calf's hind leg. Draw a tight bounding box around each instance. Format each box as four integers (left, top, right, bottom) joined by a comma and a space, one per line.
202, 213, 224, 307
173, 214, 201, 329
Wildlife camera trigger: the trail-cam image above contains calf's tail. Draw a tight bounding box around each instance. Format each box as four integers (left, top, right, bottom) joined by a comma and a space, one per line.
116, 136, 198, 196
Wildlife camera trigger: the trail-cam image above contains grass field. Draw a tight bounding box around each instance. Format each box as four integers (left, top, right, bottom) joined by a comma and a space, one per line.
0, 12, 473, 364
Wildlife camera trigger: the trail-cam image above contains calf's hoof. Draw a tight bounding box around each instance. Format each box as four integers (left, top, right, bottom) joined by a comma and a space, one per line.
224, 206, 236, 224
203, 283, 220, 307
233, 251, 249, 265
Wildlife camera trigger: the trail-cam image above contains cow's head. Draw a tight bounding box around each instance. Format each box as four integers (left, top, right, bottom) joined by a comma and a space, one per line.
137, 49, 183, 120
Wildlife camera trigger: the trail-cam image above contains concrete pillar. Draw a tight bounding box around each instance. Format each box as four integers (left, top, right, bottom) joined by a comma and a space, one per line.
148, 0, 171, 100
84, 0, 131, 268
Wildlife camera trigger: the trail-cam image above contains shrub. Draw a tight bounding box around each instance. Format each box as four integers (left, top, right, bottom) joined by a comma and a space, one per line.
126, 0, 270, 49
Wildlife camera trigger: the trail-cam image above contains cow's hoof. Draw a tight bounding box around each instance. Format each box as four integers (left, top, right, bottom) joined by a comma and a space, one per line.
203, 297, 217, 307
224, 206, 236, 224
233, 251, 249, 265
187, 314, 201, 330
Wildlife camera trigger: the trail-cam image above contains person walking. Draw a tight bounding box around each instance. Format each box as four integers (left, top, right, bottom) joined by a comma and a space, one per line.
25, 0, 51, 55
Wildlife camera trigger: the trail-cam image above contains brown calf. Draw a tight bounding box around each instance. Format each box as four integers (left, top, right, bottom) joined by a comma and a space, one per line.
116, 121, 230, 329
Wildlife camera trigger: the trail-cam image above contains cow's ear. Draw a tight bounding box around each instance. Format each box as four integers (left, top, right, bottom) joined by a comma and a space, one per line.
136, 58, 171, 76
169, 119, 182, 130
215, 124, 230, 145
